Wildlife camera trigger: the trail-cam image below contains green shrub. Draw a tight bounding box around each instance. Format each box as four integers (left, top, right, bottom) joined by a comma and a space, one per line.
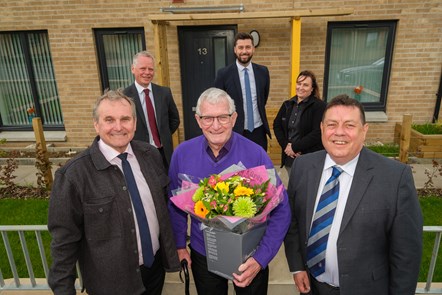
366, 143, 399, 157
0, 138, 7, 157
412, 123, 442, 135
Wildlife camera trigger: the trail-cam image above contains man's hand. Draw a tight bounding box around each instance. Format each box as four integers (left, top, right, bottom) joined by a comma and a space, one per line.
284, 143, 296, 158
232, 257, 261, 287
293, 271, 311, 294
177, 248, 191, 268
284, 143, 301, 158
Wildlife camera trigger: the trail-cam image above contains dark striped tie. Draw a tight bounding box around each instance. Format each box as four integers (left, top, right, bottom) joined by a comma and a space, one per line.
307, 166, 343, 277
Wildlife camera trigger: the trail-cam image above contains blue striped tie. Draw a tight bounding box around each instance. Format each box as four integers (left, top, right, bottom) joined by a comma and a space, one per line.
244, 68, 254, 132
307, 166, 343, 277
118, 153, 155, 267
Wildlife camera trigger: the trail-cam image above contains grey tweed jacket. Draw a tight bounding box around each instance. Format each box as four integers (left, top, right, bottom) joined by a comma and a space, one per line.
48, 137, 180, 295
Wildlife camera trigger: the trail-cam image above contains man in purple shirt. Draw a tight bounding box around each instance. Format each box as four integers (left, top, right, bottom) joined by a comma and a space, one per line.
168, 87, 291, 295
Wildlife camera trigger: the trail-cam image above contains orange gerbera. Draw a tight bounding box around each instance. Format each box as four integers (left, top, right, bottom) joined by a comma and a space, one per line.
194, 200, 209, 218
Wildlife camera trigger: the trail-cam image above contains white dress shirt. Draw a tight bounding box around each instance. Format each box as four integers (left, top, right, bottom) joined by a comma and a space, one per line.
98, 139, 160, 265
134, 81, 159, 148
312, 154, 359, 286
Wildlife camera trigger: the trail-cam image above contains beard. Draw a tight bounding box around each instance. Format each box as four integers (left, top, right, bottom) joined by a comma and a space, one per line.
236, 54, 253, 65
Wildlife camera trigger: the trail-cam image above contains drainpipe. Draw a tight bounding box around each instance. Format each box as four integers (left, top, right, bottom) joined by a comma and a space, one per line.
433, 69, 442, 123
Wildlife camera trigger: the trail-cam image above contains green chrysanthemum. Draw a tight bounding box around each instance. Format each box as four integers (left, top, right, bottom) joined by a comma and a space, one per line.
192, 186, 204, 202
232, 197, 257, 218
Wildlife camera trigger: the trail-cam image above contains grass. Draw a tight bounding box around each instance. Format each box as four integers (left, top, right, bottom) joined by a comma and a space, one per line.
412, 123, 442, 135
0, 199, 51, 279
0, 197, 441, 282
419, 196, 442, 282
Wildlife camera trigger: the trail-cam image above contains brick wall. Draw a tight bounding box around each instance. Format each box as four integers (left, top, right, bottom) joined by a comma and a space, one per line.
1, 0, 441, 165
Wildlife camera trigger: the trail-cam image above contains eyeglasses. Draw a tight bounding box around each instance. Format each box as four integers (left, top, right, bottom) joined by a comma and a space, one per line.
198, 114, 232, 126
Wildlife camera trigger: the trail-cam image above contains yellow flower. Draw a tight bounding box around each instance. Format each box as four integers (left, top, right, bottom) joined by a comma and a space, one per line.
194, 200, 209, 218
214, 181, 229, 194
190, 171, 270, 220
234, 184, 254, 197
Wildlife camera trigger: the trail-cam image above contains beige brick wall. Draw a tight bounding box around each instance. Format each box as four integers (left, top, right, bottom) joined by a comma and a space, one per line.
1, 0, 441, 164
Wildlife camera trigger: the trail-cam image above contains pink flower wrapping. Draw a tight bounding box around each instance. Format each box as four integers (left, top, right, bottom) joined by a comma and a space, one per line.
170, 165, 284, 233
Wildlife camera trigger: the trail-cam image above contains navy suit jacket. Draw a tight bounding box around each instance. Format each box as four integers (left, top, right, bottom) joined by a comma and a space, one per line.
124, 83, 180, 166
284, 147, 423, 295
214, 62, 271, 137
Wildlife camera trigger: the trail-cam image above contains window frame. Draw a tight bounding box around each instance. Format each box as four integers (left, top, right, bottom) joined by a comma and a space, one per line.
0, 30, 63, 131
94, 28, 146, 92
323, 20, 397, 111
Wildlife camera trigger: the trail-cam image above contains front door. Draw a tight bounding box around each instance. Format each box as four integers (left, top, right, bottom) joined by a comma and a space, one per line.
178, 26, 236, 139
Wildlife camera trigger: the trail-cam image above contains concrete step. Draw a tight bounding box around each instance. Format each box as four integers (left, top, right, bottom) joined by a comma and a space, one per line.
0, 248, 298, 295
162, 281, 297, 295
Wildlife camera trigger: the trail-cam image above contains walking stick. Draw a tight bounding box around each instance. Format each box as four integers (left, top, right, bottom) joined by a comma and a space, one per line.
180, 259, 190, 295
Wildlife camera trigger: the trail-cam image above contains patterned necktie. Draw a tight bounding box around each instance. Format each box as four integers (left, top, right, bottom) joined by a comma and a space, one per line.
118, 153, 154, 267
244, 68, 254, 132
143, 88, 161, 147
307, 166, 343, 277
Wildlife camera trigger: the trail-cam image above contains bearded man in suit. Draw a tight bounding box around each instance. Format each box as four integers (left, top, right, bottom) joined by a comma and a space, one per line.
124, 51, 180, 170
284, 94, 423, 295
214, 32, 270, 151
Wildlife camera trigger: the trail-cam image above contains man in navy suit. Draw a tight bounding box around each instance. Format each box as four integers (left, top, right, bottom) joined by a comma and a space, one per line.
214, 32, 270, 151
124, 51, 180, 170
284, 95, 423, 295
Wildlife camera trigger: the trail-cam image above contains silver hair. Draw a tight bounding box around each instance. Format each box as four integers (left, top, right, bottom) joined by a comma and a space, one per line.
195, 87, 236, 115
132, 50, 155, 66
93, 89, 136, 121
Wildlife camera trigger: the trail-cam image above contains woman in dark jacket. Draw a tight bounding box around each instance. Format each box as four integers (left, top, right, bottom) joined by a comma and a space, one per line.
273, 70, 326, 172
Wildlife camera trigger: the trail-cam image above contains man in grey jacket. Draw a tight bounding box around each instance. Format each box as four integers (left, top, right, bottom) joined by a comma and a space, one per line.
284, 95, 422, 295
48, 89, 180, 295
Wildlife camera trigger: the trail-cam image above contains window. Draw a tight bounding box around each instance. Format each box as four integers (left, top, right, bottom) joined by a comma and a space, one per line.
323, 20, 397, 111
0, 31, 63, 130
94, 28, 146, 91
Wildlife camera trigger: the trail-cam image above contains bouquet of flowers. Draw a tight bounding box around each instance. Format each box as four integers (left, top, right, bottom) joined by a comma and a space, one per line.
170, 164, 284, 233
192, 173, 269, 219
